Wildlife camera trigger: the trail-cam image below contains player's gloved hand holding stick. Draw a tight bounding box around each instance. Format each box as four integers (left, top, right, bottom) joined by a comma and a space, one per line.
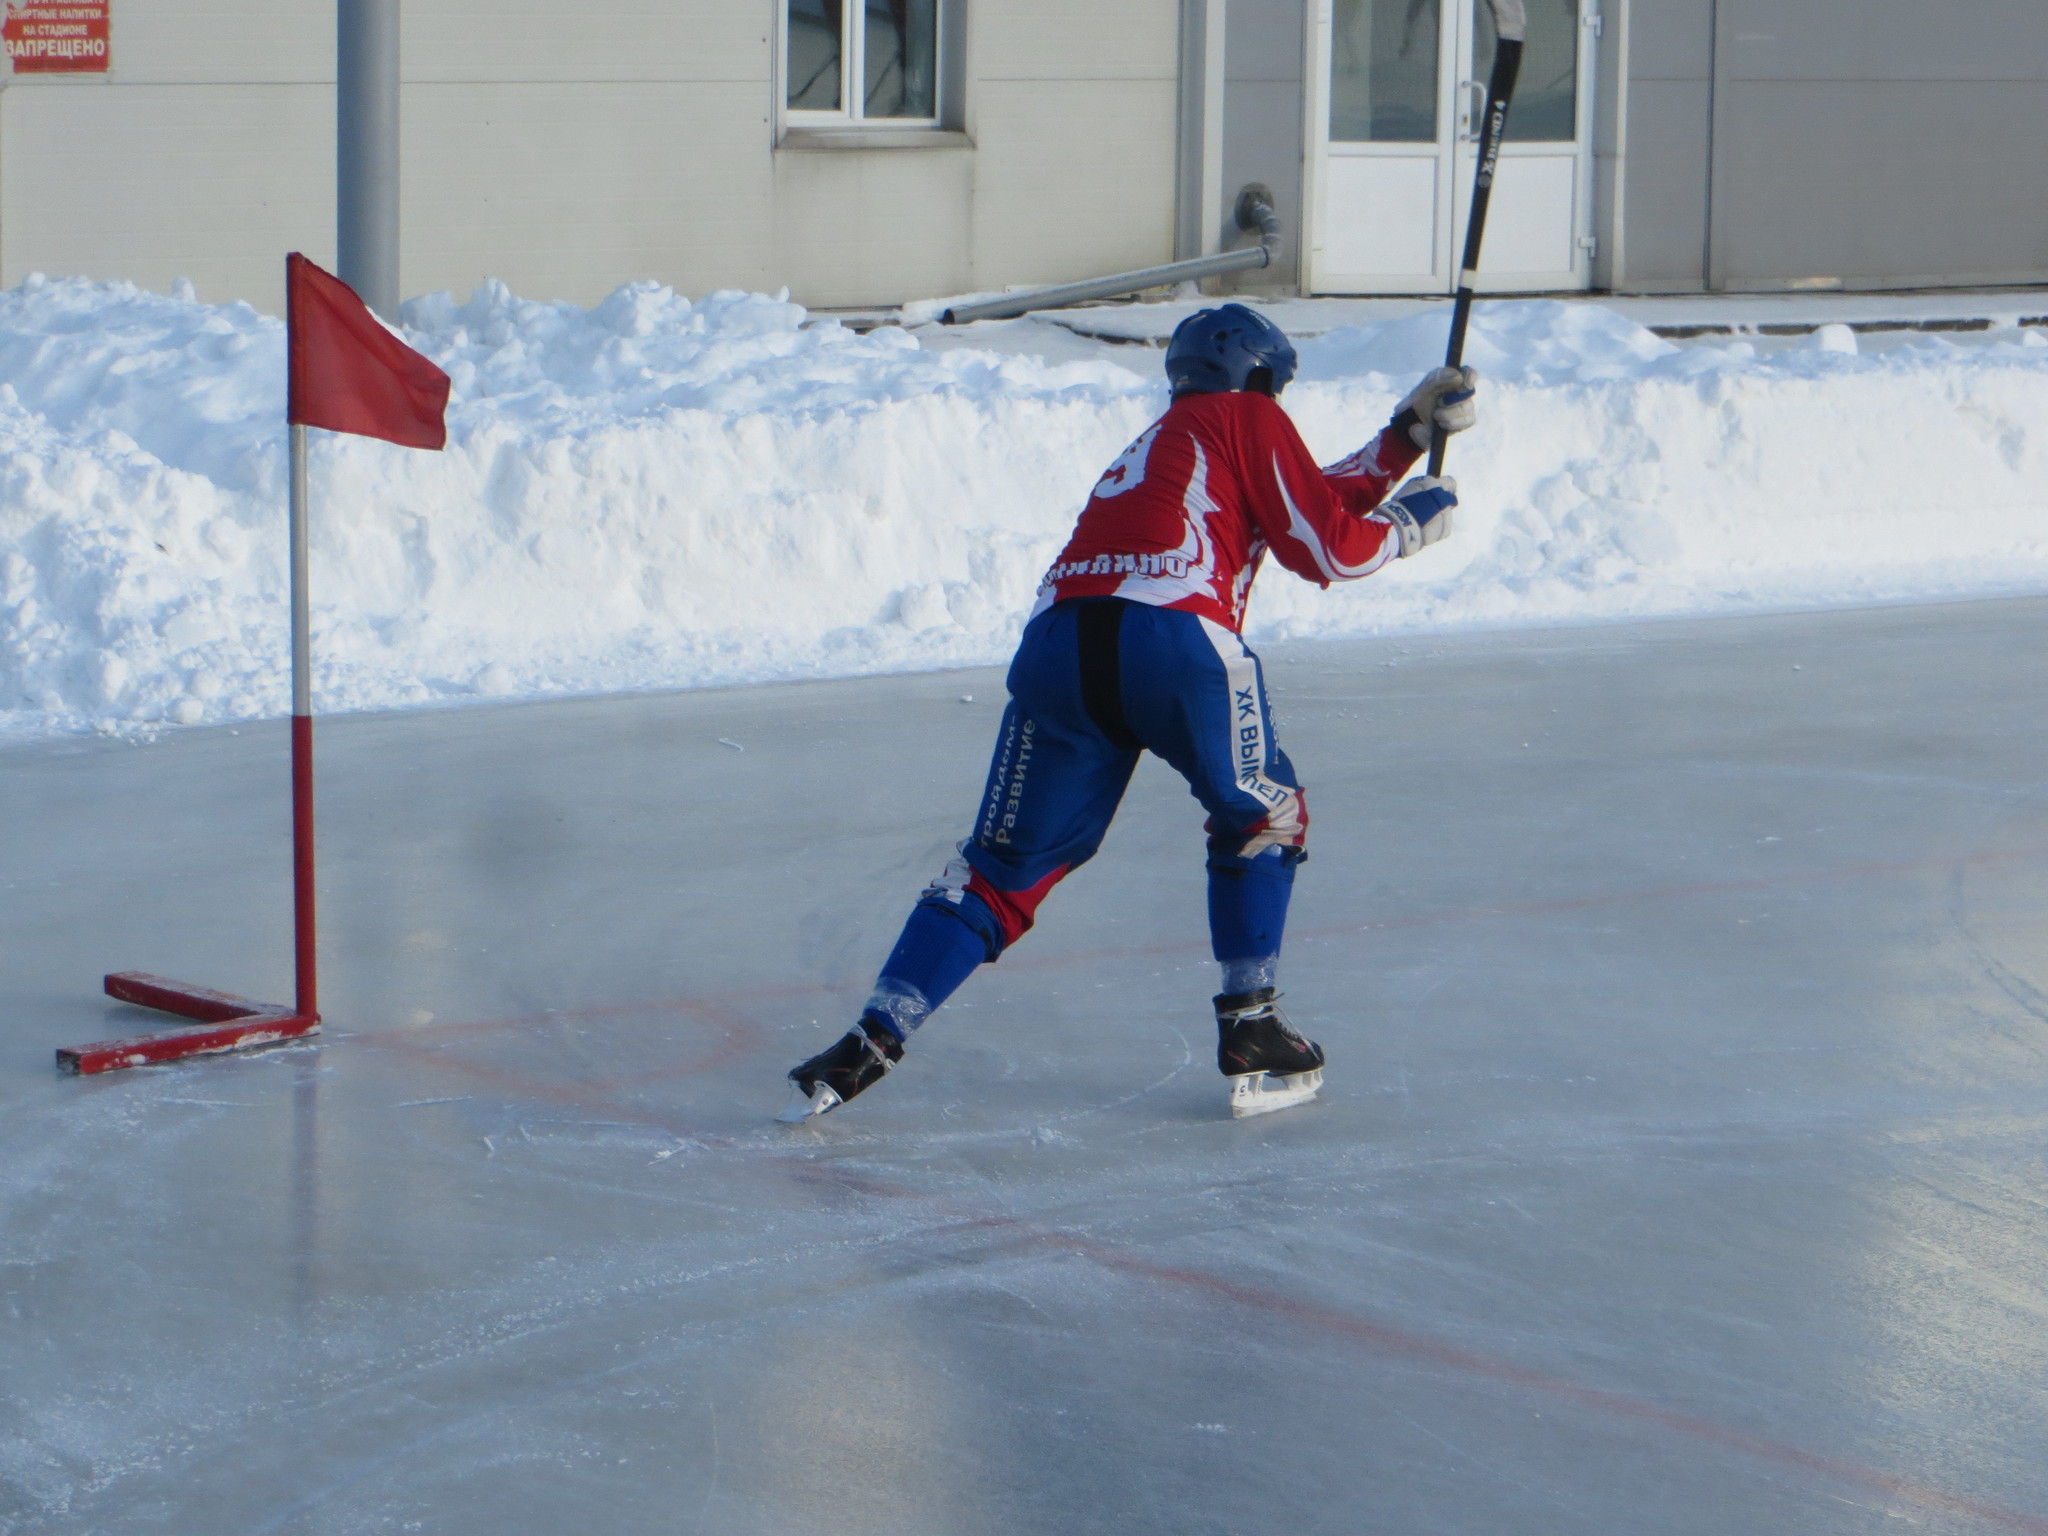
1372, 476, 1457, 557
1390, 365, 1480, 451
1367, 366, 1473, 556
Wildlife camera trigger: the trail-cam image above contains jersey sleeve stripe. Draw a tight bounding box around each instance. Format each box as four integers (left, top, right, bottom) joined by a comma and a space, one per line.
1272, 457, 1394, 582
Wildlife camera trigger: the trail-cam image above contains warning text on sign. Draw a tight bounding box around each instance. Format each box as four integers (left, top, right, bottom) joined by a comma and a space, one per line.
4, 1, 110, 73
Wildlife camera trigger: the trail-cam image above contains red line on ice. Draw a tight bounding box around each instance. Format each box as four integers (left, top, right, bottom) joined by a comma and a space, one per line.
369, 837, 2048, 1050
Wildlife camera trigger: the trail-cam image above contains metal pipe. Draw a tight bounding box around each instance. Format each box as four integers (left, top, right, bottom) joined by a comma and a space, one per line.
941, 184, 1283, 326
337, 0, 400, 320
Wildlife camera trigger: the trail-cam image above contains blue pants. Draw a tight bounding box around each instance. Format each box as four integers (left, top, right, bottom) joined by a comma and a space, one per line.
865, 599, 1308, 1038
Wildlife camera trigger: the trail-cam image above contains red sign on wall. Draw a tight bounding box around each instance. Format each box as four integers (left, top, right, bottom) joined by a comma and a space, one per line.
4, 0, 109, 73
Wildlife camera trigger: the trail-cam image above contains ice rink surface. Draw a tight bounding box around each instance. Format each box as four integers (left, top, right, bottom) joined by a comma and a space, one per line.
5, 596, 2048, 1536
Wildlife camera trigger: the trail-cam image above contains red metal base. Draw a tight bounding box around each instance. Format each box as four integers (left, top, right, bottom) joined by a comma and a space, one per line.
58, 972, 321, 1075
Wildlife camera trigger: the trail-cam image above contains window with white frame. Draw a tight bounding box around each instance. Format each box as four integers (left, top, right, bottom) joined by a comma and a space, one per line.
786, 0, 941, 124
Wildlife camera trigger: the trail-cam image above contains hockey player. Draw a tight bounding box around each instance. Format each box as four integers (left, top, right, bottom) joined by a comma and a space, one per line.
781, 303, 1474, 1123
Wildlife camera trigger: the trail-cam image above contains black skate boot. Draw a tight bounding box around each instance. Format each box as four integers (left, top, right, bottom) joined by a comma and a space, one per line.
777, 1013, 905, 1123
1215, 988, 1325, 1118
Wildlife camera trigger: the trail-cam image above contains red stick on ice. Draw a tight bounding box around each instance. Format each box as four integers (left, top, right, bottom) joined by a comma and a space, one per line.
60, 255, 449, 1075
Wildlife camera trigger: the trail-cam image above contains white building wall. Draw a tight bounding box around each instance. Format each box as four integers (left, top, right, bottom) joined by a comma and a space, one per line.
772, 0, 1180, 308
403, 0, 776, 305
0, 0, 333, 313
968, 1, 1179, 287
0, 0, 1182, 315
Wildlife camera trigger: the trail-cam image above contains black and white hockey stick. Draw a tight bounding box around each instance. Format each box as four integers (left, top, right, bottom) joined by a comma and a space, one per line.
1427, 0, 1525, 478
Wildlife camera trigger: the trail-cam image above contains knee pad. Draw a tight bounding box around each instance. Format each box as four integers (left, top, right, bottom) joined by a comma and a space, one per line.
918, 842, 1069, 959
1207, 789, 1309, 870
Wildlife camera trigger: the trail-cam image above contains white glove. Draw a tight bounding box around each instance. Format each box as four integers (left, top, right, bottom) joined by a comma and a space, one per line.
1369, 476, 1457, 557
1390, 366, 1479, 451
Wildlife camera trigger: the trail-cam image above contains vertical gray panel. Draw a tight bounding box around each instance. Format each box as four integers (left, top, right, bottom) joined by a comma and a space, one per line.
1715, 79, 2048, 285
1590, 0, 1628, 289
1613, 0, 1712, 288
1177, 0, 1227, 258
1615, 0, 1712, 290
1221, 0, 1305, 290
1725, 0, 2048, 82
1227, 0, 1308, 79
1621, 77, 1710, 286
1705, 0, 1730, 288
1627, 0, 1712, 80
1711, 0, 2048, 288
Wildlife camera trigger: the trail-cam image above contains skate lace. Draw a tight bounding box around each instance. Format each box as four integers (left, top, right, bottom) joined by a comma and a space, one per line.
850, 1020, 905, 1073
1222, 1000, 1299, 1037
1224, 1005, 1317, 1061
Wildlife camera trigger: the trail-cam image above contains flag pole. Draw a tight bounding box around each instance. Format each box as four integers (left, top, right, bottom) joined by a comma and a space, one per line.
59, 251, 449, 1074
288, 422, 319, 1021
58, 423, 327, 1072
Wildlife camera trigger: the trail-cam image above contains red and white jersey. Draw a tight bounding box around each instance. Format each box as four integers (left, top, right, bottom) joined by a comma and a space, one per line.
1031, 390, 1420, 632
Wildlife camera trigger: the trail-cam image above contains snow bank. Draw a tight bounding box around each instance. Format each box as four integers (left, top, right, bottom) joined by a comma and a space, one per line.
5, 273, 2048, 739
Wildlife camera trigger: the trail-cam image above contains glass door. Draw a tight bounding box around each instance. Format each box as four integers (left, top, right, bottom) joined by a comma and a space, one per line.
1307, 0, 1597, 295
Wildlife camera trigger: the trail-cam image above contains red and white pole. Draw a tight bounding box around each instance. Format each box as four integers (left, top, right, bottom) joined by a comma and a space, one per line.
288, 422, 319, 1021
61, 249, 451, 1074
59, 424, 327, 1072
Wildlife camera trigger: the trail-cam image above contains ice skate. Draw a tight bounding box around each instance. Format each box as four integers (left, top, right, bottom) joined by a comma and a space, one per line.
777, 1015, 904, 1123
1215, 988, 1325, 1118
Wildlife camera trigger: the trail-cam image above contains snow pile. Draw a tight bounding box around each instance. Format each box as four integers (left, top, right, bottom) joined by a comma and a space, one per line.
1264, 302, 2048, 639
5, 274, 2048, 739
0, 276, 1153, 736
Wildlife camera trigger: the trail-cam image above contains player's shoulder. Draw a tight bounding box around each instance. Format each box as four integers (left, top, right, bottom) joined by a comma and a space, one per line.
1170, 388, 1272, 415
1172, 389, 1297, 428
1171, 389, 1306, 459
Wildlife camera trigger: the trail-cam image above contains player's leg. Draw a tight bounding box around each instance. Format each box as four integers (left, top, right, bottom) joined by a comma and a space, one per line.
781, 603, 1139, 1119
1117, 607, 1308, 985
1117, 608, 1325, 1116
865, 697, 1135, 1037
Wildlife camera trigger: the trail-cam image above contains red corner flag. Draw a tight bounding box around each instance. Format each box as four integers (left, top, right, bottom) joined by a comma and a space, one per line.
53, 254, 452, 1075
286, 252, 450, 449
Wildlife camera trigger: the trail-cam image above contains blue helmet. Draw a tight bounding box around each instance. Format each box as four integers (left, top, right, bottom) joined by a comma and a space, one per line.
1164, 303, 1298, 397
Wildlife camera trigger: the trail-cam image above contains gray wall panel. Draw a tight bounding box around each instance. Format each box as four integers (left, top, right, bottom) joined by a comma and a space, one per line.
1591, 0, 1628, 289
1219, 80, 1302, 290
1224, 0, 1305, 80
1628, 0, 1713, 83
1220, 0, 1304, 291
1723, 0, 2048, 83
1615, 0, 1713, 289
1618, 0, 2048, 291
1620, 77, 1711, 286
1714, 78, 2048, 284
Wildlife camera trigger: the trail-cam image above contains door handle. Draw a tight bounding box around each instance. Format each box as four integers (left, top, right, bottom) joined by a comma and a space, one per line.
1459, 79, 1485, 141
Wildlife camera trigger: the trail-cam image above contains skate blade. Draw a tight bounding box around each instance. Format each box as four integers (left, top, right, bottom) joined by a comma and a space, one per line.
1229, 1068, 1323, 1119
776, 1082, 843, 1124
